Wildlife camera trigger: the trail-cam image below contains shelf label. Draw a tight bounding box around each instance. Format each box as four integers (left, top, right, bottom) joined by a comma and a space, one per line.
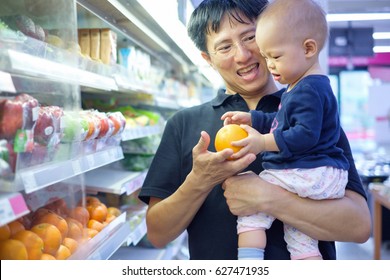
9, 194, 28, 216
86, 154, 95, 168
130, 219, 147, 245
0, 193, 28, 226
21, 171, 38, 193
0, 198, 14, 225
0, 71, 16, 93
72, 160, 82, 174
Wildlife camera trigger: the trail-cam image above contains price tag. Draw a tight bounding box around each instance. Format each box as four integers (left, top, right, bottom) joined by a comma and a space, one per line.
0, 197, 14, 225
0, 71, 16, 93
129, 219, 147, 245
72, 160, 82, 174
86, 155, 95, 168
21, 171, 38, 193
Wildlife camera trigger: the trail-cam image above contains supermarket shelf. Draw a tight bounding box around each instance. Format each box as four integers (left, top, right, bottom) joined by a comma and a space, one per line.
69, 210, 148, 260
1, 145, 124, 193
155, 96, 181, 110
76, 0, 191, 69
1, 33, 163, 98
110, 231, 188, 260
85, 168, 147, 195
0, 192, 29, 226
127, 216, 147, 246
121, 125, 164, 142
7, 49, 118, 91
69, 212, 129, 260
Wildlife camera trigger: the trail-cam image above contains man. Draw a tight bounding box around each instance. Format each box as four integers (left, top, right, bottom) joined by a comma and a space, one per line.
139, 0, 371, 259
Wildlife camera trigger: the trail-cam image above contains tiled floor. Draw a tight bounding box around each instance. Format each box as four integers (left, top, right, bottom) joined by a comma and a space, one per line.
336, 238, 390, 260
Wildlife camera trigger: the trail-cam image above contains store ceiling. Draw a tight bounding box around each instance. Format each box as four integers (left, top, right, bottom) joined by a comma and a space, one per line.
327, 0, 390, 51
190, 0, 390, 50
327, 0, 390, 31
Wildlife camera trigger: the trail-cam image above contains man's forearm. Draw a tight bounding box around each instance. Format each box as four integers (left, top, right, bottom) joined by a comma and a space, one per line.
264, 186, 371, 243
223, 172, 371, 243
146, 173, 212, 248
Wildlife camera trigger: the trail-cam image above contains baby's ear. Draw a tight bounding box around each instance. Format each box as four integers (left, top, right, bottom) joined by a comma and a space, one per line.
303, 39, 318, 57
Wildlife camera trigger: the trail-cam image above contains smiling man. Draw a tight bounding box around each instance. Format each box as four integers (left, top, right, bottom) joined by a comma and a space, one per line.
138, 0, 371, 260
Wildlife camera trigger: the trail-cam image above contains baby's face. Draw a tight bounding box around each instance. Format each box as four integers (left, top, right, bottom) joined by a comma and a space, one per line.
255, 18, 311, 86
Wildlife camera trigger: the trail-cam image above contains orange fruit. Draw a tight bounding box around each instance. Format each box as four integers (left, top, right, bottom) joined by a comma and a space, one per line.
8, 220, 25, 237
0, 239, 28, 260
87, 219, 104, 232
55, 244, 71, 260
215, 124, 248, 157
30, 223, 62, 256
45, 198, 69, 217
41, 253, 56, 260
107, 207, 121, 217
65, 217, 84, 242
85, 196, 101, 206
105, 213, 116, 224
62, 237, 78, 254
12, 230, 44, 260
68, 206, 90, 227
87, 203, 107, 223
85, 228, 99, 239
32, 210, 68, 241
32, 208, 52, 221
0, 224, 11, 241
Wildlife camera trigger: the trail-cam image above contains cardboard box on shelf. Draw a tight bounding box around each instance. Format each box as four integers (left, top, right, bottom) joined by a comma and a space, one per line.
90, 29, 100, 60
78, 29, 90, 57
100, 28, 117, 65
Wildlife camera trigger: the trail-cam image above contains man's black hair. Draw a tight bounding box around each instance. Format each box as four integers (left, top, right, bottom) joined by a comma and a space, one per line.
187, 0, 269, 52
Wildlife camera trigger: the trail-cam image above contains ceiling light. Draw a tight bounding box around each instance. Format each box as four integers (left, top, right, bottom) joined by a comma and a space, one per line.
373, 46, 390, 53
373, 32, 390, 40
327, 13, 390, 22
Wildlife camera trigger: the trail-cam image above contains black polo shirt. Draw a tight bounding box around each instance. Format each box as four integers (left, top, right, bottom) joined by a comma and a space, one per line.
139, 89, 366, 260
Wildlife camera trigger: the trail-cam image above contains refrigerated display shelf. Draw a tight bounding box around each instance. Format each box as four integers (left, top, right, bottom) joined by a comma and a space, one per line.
0, 145, 124, 193
85, 168, 147, 195
1, 33, 174, 99
0, 192, 29, 226
68, 212, 129, 260
110, 231, 188, 260
121, 125, 164, 142
7, 49, 118, 91
127, 216, 147, 246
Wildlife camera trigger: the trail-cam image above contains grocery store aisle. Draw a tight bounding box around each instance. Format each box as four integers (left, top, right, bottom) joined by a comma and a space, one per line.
336, 238, 390, 260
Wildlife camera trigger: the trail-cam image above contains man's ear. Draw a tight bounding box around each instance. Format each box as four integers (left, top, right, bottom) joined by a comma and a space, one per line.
201, 51, 214, 68
303, 39, 317, 58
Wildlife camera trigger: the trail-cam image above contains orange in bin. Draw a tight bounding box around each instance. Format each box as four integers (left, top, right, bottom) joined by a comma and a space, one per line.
30, 223, 62, 256
12, 230, 44, 260
0, 224, 11, 241
0, 239, 28, 260
32, 210, 69, 241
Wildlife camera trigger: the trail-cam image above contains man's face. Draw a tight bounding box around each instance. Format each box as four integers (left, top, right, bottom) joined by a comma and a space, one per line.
202, 13, 273, 96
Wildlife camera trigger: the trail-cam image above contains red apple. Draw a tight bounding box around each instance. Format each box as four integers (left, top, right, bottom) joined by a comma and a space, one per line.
34, 106, 64, 146
14, 93, 39, 129
34, 107, 54, 145
0, 98, 24, 140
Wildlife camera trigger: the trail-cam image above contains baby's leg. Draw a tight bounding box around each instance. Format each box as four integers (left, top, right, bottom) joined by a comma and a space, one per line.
237, 213, 274, 260
284, 223, 323, 260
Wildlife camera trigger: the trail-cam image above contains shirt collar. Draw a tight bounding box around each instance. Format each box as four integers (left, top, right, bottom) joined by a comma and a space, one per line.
211, 88, 285, 108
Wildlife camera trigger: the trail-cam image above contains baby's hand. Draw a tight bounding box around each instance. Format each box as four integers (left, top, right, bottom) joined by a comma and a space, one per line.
230, 125, 265, 159
221, 111, 252, 126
